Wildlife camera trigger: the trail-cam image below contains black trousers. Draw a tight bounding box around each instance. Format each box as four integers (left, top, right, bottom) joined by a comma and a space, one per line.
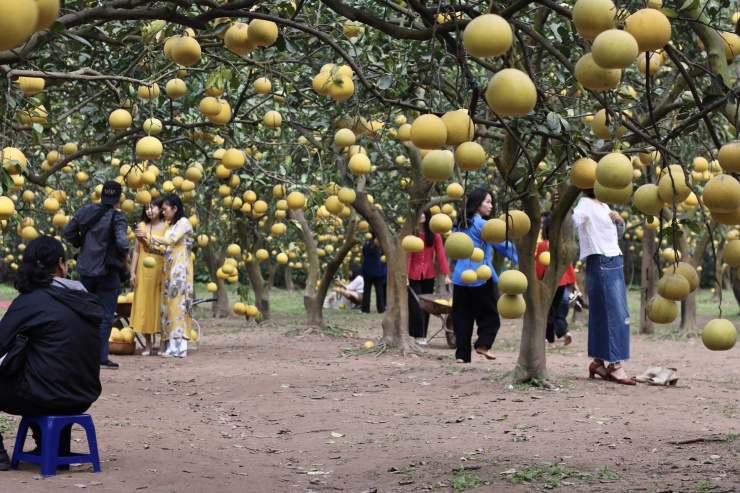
408, 279, 435, 338
452, 280, 501, 362
546, 285, 570, 343
362, 276, 386, 313
0, 376, 91, 451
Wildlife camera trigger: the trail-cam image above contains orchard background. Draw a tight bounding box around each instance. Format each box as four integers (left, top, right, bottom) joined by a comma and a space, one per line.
0, 1, 739, 380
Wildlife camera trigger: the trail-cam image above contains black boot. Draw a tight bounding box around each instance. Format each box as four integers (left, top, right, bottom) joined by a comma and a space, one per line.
0, 434, 10, 471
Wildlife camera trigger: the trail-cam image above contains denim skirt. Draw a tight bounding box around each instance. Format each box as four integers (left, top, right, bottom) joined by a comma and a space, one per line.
585, 254, 630, 363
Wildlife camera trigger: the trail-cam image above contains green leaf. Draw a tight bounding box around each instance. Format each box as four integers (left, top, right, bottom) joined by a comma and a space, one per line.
659, 7, 679, 18
679, 0, 700, 11
63, 32, 93, 47
377, 76, 393, 90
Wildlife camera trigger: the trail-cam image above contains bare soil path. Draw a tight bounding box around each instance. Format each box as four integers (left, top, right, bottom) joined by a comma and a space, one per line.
1, 305, 738, 493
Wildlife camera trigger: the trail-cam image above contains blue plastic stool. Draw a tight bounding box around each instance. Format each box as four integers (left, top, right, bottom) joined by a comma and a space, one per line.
10, 414, 101, 477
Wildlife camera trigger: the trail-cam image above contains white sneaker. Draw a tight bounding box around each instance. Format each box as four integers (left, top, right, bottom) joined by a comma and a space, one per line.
416, 338, 427, 345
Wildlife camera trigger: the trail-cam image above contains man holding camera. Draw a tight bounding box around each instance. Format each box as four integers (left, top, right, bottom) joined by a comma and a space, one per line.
64, 181, 130, 370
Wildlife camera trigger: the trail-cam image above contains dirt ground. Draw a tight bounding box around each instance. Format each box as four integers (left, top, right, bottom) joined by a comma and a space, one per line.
1, 302, 739, 493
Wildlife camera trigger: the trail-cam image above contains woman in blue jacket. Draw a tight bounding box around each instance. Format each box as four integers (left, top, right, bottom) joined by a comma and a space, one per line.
452, 188, 517, 363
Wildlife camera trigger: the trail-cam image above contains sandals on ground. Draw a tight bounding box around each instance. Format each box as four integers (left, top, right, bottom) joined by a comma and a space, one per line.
648, 367, 678, 386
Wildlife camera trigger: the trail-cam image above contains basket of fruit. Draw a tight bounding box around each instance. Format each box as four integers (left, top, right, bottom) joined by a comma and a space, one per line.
418, 293, 453, 316
108, 327, 136, 355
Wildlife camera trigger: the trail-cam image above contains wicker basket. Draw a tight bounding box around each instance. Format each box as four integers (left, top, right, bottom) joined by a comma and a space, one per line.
108, 341, 136, 355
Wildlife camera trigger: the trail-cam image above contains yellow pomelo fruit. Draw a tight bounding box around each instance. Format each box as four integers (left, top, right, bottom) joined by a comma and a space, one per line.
646, 294, 678, 324
171, 36, 201, 66
199, 97, 221, 117
718, 141, 740, 172
657, 274, 690, 301
475, 264, 492, 281
624, 8, 672, 53
657, 165, 691, 203
136, 136, 163, 160
429, 213, 452, 234
15, 77, 45, 95
222, 148, 245, 169
21, 226, 38, 241
636, 52, 661, 75
35, 0, 60, 32
248, 19, 279, 46
469, 247, 484, 263
254, 77, 272, 94
253, 200, 268, 214
245, 305, 259, 317
486, 69, 537, 117
461, 269, 478, 284
591, 109, 626, 140
596, 152, 632, 189
255, 249, 269, 261
2, 147, 28, 175
575, 53, 621, 91
312, 72, 333, 96
43, 197, 60, 213
325, 195, 343, 215
702, 174, 740, 213
397, 123, 411, 142
0, 0, 38, 52
142, 256, 157, 269
500, 210, 531, 239
0, 196, 16, 220
441, 109, 474, 146
263, 110, 282, 128
337, 187, 356, 205
455, 142, 486, 171
135, 190, 152, 204
233, 302, 247, 316
633, 183, 664, 215
570, 157, 597, 189
52, 214, 67, 227
402, 235, 424, 253
498, 294, 526, 319
348, 153, 371, 175
109, 109, 132, 130
329, 75, 354, 101
447, 182, 464, 199
572, 0, 616, 40
421, 150, 454, 182
334, 128, 356, 147
539, 251, 551, 266
143, 118, 163, 135
444, 232, 475, 260
498, 270, 528, 295
594, 181, 632, 204
363, 340, 375, 349
224, 23, 255, 55
138, 83, 160, 100
481, 218, 507, 243
462, 14, 513, 57
724, 239, 740, 267
209, 100, 232, 125
720, 31, 740, 59
410, 114, 447, 150
206, 282, 218, 292
701, 319, 737, 351
287, 191, 306, 209
663, 262, 699, 292
165, 78, 187, 99
591, 29, 639, 69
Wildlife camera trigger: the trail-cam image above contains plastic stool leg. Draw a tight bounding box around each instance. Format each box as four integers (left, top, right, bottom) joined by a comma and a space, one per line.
9, 417, 31, 470
82, 421, 101, 472
39, 418, 60, 477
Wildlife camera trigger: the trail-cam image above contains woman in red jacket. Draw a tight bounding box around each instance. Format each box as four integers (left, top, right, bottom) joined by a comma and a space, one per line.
407, 210, 451, 345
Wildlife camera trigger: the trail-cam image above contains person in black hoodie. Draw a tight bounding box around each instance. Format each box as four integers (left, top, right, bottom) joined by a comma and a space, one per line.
0, 236, 104, 471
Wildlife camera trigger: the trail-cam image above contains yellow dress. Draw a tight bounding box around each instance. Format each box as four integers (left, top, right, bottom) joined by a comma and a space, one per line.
130, 222, 165, 335
150, 217, 193, 356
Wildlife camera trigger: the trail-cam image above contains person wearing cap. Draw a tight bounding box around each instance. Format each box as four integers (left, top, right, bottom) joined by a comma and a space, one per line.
64, 181, 130, 370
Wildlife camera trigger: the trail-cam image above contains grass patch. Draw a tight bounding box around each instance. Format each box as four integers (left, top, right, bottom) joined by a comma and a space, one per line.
724, 405, 738, 419
451, 471, 484, 490
505, 464, 619, 486
0, 415, 17, 432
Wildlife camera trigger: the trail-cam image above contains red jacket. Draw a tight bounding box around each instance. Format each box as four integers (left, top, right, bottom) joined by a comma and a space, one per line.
536, 240, 576, 285
407, 232, 450, 281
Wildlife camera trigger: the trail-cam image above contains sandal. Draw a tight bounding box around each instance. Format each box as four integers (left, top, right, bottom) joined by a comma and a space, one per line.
648, 367, 678, 386
589, 361, 614, 381
634, 365, 663, 383
605, 363, 637, 386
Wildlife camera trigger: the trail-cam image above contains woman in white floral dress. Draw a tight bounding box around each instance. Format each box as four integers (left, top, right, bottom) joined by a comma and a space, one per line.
136, 194, 193, 357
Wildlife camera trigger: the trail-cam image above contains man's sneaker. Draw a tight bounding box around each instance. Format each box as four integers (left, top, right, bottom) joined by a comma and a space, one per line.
0, 448, 10, 471
100, 360, 119, 370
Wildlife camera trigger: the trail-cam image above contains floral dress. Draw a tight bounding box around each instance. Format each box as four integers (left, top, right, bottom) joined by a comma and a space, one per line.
150, 217, 193, 357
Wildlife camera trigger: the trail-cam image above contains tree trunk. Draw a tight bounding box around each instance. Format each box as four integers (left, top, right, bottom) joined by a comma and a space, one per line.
245, 261, 270, 320
639, 227, 657, 334
679, 220, 714, 334
290, 208, 359, 327
284, 266, 294, 291
200, 243, 232, 318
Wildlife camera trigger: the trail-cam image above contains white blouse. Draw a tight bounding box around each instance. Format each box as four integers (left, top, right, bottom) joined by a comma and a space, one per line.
572, 197, 624, 261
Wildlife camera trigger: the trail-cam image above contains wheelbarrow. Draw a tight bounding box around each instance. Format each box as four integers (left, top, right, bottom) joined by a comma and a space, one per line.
407, 288, 456, 348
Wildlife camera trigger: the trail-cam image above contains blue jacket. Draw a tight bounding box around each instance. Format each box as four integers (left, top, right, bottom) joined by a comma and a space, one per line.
451, 215, 518, 287
362, 242, 385, 278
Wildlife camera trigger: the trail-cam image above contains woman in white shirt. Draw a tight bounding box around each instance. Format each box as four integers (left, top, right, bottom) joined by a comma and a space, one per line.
324, 266, 364, 309
572, 188, 636, 385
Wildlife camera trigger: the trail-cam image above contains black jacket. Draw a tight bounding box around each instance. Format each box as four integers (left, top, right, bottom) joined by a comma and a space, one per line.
64, 203, 129, 277
0, 285, 104, 407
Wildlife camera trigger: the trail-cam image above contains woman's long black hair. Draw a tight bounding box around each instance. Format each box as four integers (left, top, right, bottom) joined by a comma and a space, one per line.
139, 196, 164, 223
421, 210, 435, 247
162, 194, 186, 224
15, 236, 65, 294
457, 187, 490, 229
